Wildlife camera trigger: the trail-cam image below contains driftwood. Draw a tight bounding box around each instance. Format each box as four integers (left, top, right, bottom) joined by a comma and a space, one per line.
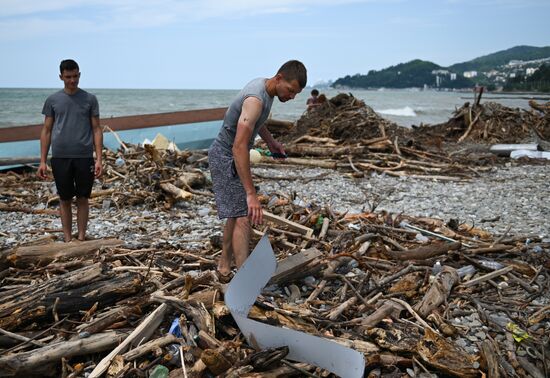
414, 266, 459, 318
89, 303, 169, 378
160, 182, 193, 200
1, 239, 123, 267
388, 241, 461, 260
0, 331, 125, 377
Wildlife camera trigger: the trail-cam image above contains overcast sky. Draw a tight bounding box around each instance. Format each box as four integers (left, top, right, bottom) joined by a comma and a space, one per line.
1, 0, 548, 89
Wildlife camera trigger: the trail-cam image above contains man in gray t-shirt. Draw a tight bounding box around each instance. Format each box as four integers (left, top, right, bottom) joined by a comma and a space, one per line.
38, 59, 103, 242
208, 60, 307, 279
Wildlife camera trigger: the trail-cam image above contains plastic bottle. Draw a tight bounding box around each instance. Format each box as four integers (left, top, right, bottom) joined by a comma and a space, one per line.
457, 265, 476, 278
115, 157, 125, 167
478, 259, 504, 270
432, 261, 442, 275
165, 344, 181, 366
149, 365, 169, 378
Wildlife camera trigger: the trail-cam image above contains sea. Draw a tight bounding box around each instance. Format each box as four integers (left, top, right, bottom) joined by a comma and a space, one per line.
1, 87, 547, 129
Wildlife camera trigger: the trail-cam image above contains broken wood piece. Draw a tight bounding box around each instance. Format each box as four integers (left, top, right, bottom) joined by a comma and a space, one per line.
269, 248, 323, 285
359, 300, 404, 330
88, 303, 169, 378
1, 238, 123, 267
0, 331, 125, 376
414, 266, 459, 317
388, 241, 461, 261
460, 266, 514, 288
263, 211, 314, 237
160, 182, 193, 200
122, 333, 179, 361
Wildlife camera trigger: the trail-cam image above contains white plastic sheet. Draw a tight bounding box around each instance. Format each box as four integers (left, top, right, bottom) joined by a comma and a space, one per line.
225, 235, 365, 378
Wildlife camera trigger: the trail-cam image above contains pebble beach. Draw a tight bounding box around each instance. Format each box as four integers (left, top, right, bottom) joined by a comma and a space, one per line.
1, 161, 548, 250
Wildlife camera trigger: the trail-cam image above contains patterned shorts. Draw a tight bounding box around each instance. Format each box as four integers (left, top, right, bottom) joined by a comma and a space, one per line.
208, 142, 248, 219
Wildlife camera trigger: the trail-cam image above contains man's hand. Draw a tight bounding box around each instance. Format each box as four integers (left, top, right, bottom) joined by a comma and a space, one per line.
37, 162, 49, 179
94, 160, 102, 178
267, 140, 286, 159
247, 193, 263, 225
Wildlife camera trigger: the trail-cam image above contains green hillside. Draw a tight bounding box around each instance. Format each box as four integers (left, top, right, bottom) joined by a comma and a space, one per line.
333, 59, 473, 89
332, 45, 550, 90
449, 45, 550, 73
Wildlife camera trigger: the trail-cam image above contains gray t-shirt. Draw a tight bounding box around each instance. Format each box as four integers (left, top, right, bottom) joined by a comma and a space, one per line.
214, 78, 274, 152
42, 89, 100, 158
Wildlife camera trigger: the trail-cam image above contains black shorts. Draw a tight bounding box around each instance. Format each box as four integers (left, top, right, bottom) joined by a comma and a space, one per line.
51, 157, 95, 200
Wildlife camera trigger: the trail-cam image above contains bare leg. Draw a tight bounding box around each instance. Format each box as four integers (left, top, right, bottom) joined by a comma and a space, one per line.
59, 199, 73, 242
218, 219, 235, 276
76, 197, 89, 241
232, 216, 251, 269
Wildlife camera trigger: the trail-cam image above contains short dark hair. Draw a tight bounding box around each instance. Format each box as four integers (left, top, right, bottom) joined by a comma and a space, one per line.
311, 89, 319, 96
277, 60, 307, 88
60, 59, 79, 74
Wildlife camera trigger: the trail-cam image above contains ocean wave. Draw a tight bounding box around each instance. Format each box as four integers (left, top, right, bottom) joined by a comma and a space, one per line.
376, 106, 417, 117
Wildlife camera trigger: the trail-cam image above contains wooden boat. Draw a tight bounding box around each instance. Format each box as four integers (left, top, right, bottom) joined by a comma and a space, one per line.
0, 107, 227, 167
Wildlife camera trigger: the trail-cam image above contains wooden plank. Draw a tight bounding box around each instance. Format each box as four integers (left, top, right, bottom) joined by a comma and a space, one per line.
263, 211, 314, 236
0, 107, 227, 143
88, 303, 169, 378
269, 247, 323, 285
460, 266, 513, 288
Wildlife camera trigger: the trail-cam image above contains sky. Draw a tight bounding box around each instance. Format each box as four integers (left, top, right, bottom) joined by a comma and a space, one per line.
0, 0, 548, 89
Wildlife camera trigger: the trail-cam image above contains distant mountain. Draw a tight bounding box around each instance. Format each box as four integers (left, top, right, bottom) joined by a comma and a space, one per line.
449, 45, 550, 73
333, 59, 473, 89
332, 45, 550, 90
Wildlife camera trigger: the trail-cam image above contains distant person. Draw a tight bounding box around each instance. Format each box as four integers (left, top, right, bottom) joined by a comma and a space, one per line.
38, 59, 103, 242
209, 60, 307, 279
306, 88, 321, 111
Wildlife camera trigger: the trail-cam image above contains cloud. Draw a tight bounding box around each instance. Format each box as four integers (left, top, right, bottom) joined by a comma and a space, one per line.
1, 0, 391, 40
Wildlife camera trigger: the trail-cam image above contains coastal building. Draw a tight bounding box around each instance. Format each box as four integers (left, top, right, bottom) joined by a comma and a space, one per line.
450, 73, 457, 81
463, 71, 478, 78
526, 67, 538, 76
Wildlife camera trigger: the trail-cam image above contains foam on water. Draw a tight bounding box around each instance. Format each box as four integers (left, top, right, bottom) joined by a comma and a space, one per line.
376, 106, 417, 117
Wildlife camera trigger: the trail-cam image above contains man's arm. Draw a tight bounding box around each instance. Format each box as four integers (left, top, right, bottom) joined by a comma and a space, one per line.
37, 116, 54, 179
258, 125, 285, 157
91, 116, 103, 177
233, 97, 263, 225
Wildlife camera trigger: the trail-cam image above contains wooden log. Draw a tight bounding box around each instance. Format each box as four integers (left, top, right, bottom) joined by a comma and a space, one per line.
263, 211, 314, 237
0, 202, 59, 216
460, 266, 513, 288
388, 241, 461, 261
284, 144, 369, 157
160, 182, 193, 200
89, 303, 169, 378
0, 273, 142, 330
175, 171, 206, 189
0, 331, 125, 377
414, 266, 459, 318
79, 303, 145, 335
359, 300, 403, 330
274, 157, 337, 169
327, 296, 357, 321
269, 248, 323, 285
1, 239, 123, 268
122, 333, 178, 361
480, 339, 501, 378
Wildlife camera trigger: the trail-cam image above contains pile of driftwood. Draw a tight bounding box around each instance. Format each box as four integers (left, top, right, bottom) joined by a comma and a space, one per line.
0, 145, 211, 217
281, 93, 399, 143
412, 99, 550, 146
0, 186, 548, 377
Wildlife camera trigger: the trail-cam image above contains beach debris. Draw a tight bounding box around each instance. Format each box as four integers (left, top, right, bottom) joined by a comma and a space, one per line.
413, 100, 550, 146
225, 235, 365, 378
0, 100, 549, 377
